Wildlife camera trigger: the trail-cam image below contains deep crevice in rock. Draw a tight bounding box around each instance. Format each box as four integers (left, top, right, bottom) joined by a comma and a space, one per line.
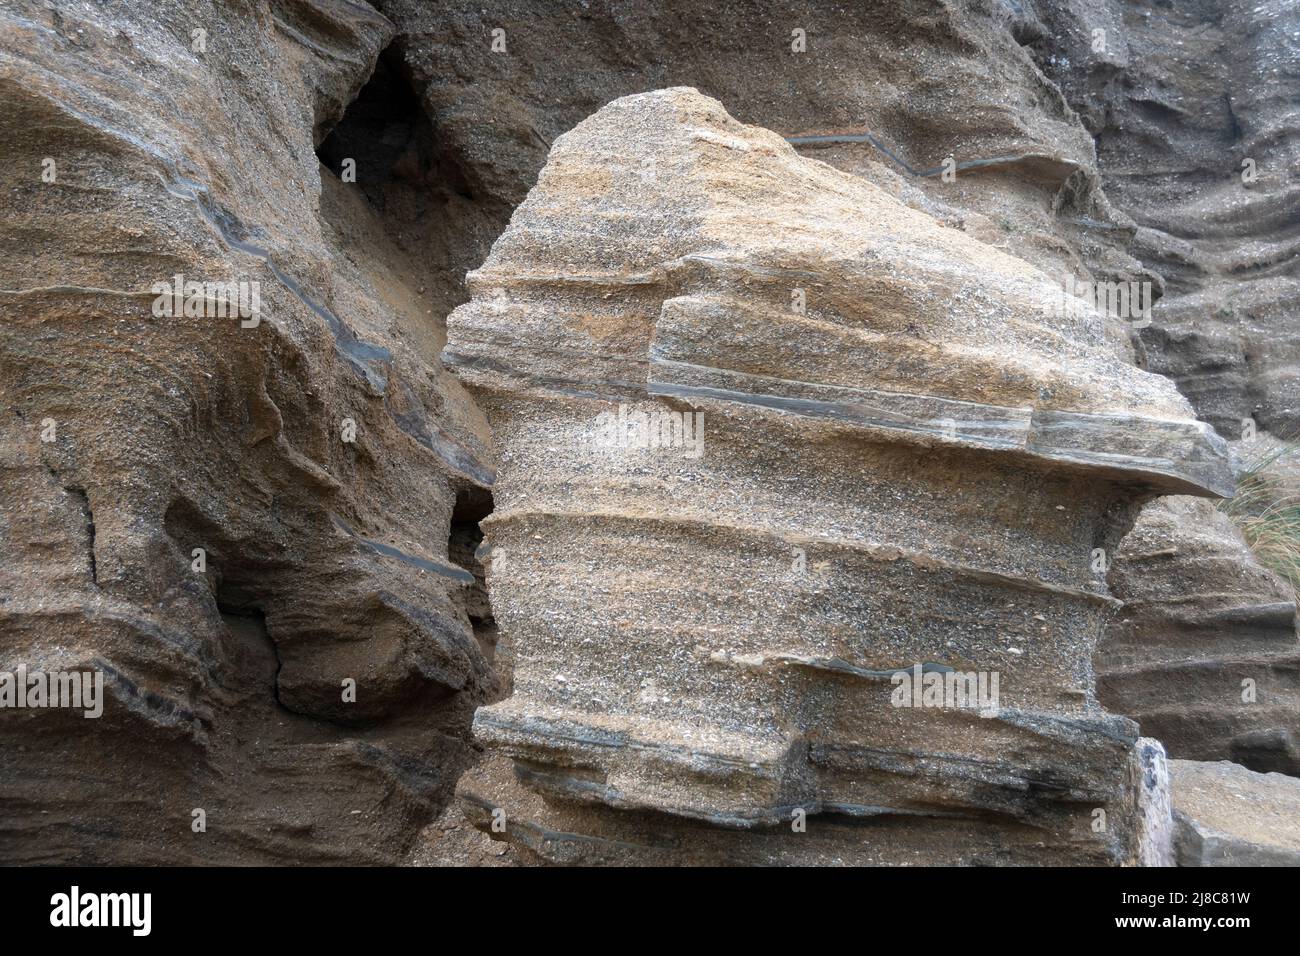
314, 39, 512, 336
63, 485, 97, 586
449, 485, 499, 671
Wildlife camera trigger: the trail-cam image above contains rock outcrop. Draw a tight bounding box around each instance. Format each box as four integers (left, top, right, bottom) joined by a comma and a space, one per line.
1028, 0, 1300, 439
1013, 0, 1300, 784
443, 87, 1230, 865
376, 0, 1152, 296
1171, 759, 1300, 866
0, 0, 497, 863
1099, 497, 1300, 775
3, 0, 1293, 868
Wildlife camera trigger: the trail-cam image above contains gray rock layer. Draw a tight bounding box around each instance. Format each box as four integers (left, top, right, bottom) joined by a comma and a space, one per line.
1030, 0, 1300, 437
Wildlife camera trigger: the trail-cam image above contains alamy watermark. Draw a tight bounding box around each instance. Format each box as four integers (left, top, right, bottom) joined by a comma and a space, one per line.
0, 664, 103, 718
891, 664, 1000, 717
1052, 275, 1152, 328
593, 403, 704, 458
50, 886, 150, 936
151, 273, 260, 327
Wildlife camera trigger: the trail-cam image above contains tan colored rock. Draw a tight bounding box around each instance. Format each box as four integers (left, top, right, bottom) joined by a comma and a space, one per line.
0, 0, 496, 863
2, 0, 1283, 869
444, 87, 1230, 864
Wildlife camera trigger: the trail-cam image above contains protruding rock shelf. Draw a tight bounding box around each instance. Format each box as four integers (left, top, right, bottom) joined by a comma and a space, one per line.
444, 88, 1233, 864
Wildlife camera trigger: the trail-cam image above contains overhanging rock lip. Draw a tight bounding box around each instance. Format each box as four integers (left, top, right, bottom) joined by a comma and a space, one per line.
438, 340, 1236, 498
473, 703, 794, 774
646, 377, 1236, 499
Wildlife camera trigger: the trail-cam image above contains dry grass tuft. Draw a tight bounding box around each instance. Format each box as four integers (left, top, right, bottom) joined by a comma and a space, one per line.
1220, 439, 1300, 596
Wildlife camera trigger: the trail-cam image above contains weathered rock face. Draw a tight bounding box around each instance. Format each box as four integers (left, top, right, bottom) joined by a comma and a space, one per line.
375, 0, 1153, 299
1028, 0, 1300, 438
0, 0, 497, 862
1023, 0, 1300, 784
443, 87, 1229, 864
2, 0, 1291, 868
1171, 759, 1300, 866
1100, 497, 1300, 775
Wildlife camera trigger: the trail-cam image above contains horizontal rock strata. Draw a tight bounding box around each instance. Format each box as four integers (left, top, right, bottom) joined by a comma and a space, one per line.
1099, 496, 1300, 774
444, 87, 1233, 864
1033, 0, 1300, 437
0, 0, 496, 863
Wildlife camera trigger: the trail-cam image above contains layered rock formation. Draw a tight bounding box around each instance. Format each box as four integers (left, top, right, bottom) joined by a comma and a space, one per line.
2, 0, 1293, 868
443, 87, 1231, 865
1022, 0, 1300, 778
355, 2, 1300, 816
0, 0, 497, 863
1028, 0, 1300, 438
1099, 497, 1300, 775
375, 0, 1152, 294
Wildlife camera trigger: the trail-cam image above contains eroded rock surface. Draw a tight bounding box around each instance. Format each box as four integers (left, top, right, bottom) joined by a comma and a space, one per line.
2, 0, 1292, 867
1099, 497, 1300, 775
1029, 0, 1300, 438
376, 0, 1154, 303
443, 87, 1229, 865
0, 0, 497, 863
1171, 759, 1300, 866
1022, 0, 1300, 784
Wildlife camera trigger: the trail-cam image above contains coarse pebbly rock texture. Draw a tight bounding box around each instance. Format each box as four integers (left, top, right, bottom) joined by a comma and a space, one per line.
0, 0, 1294, 866
443, 86, 1229, 865
373, 0, 1300, 799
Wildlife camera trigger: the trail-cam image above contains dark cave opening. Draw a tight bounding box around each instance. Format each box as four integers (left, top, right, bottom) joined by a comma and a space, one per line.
313, 39, 505, 340
315, 43, 473, 210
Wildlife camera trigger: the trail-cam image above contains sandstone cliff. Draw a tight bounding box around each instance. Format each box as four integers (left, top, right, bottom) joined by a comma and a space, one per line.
1, 0, 496, 863
0, 0, 1295, 867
